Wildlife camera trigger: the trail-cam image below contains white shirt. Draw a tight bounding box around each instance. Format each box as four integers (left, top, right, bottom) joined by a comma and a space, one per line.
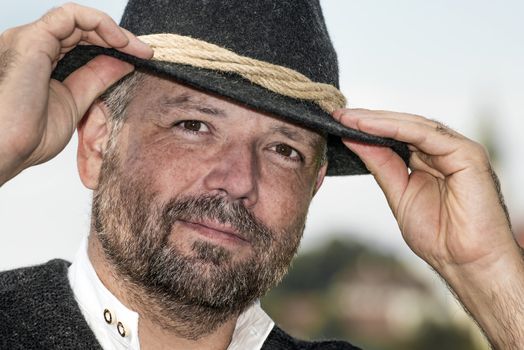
68, 238, 275, 350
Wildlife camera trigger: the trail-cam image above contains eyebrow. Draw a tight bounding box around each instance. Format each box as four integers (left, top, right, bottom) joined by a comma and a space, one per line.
157, 93, 227, 117
270, 125, 320, 149
154, 93, 323, 150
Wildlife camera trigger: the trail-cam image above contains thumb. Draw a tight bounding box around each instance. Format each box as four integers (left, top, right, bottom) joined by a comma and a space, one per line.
62, 55, 134, 123
344, 140, 409, 214
333, 110, 409, 213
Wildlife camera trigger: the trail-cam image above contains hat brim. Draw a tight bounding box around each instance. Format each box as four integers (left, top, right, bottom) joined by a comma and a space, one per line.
52, 46, 409, 176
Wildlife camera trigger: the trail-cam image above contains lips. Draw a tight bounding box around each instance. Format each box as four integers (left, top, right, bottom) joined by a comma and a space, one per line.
178, 219, 250, 244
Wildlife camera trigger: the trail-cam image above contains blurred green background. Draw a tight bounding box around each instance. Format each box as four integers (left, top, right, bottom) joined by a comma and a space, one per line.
262, 237, 489, 350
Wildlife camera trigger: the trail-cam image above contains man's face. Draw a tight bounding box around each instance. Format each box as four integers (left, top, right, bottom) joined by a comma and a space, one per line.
91, 73, 327, 327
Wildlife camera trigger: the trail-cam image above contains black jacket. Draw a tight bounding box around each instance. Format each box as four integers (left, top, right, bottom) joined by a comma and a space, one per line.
0, 259, 360, 349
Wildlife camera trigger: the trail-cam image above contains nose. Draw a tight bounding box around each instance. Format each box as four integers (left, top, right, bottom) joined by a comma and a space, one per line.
202, 142, 259, 207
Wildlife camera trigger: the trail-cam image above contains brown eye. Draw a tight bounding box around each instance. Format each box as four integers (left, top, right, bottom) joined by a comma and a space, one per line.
272, 144, 302, 162
276, 144, 293, 157
174, 120, 210, 133
183, 120, 202, 131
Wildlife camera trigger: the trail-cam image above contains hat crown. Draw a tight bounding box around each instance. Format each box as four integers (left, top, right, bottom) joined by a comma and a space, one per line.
120, 0, 339, 87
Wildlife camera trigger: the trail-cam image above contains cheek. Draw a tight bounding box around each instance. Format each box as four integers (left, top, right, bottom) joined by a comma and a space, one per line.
121, 133, 219, 199
256, 167, 316, 231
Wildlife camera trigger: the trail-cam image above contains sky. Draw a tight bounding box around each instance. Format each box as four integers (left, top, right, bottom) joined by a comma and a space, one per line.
0, 1, 523, 271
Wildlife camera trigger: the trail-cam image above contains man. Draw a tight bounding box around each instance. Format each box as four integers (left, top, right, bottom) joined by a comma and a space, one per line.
0, 1, 523, 349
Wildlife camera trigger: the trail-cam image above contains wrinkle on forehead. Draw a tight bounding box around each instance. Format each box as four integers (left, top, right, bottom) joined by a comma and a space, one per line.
155, 93, 227, 118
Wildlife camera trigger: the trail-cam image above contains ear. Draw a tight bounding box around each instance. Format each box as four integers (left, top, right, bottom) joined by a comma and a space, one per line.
312, 162, 328, 197
77, 101, 110, 190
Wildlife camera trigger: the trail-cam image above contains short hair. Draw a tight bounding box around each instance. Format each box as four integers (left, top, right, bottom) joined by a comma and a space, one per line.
99, 70, 145, 150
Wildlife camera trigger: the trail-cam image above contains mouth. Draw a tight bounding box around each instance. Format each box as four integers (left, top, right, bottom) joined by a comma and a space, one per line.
177, 219, 250, 246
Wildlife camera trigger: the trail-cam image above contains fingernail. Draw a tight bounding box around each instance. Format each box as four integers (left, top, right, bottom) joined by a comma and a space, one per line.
135, 38, 151, 48
127, 39, 153, 58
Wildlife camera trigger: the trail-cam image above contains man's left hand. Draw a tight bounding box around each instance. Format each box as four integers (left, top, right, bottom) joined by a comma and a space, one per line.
333, 108, 524, 349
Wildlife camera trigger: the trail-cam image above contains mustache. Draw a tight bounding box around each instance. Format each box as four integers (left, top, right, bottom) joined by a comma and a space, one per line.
162, 194, 273, 245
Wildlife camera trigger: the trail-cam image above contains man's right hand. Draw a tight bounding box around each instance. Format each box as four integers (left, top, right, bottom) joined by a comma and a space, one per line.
0, 2, 153, 186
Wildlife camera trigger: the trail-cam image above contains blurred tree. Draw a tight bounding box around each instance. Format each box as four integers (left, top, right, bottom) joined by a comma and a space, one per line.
402, 322, 478, 350
262, 236, 485, 350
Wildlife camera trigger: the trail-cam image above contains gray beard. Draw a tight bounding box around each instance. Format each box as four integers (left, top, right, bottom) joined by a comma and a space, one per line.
91, 150, 305, 339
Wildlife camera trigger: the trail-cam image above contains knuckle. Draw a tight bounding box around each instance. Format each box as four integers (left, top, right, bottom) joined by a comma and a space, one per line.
61, 2, 77, 9
33, 5, 79, 43
40, 6, 67, 25
471, 141, 489, 157
0, 26, 35, 54
465, 141, 490, 165
337, 108, 351, 115
0, 29, 14, 48
1, 27, 15, 40
411, 113, 427, 120
1, 25, 30, 46
433, 121, 455, 137
60, 2, 80, 15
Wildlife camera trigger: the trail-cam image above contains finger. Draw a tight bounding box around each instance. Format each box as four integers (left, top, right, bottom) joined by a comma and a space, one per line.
345, 140, 409, 213
37, 4, 152, 59
63, 29, 152, 59
409, 150, 446, 179
337, 111, 489, 177
334, 110, 449, 179
60, 29, 111, 52
334, 108, 452, 132
61, 5, 152, 58
120, 27, 154, 59
341, 113, 460, 155
334, 112, 409, 212
64, 23, 152, 59
62, 55, 134, 122
335, 108, 468, 143
38, 4, 127, 45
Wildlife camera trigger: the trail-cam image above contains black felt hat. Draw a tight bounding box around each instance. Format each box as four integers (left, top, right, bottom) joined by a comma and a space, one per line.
53, 0, 409, 176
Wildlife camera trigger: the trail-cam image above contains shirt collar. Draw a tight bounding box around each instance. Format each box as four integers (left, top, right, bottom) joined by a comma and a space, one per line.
68, 237, 274, 350
68, 238, 140, 349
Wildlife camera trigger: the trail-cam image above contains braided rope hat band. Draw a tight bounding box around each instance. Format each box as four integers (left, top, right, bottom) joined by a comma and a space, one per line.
139, 34, 347, 114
